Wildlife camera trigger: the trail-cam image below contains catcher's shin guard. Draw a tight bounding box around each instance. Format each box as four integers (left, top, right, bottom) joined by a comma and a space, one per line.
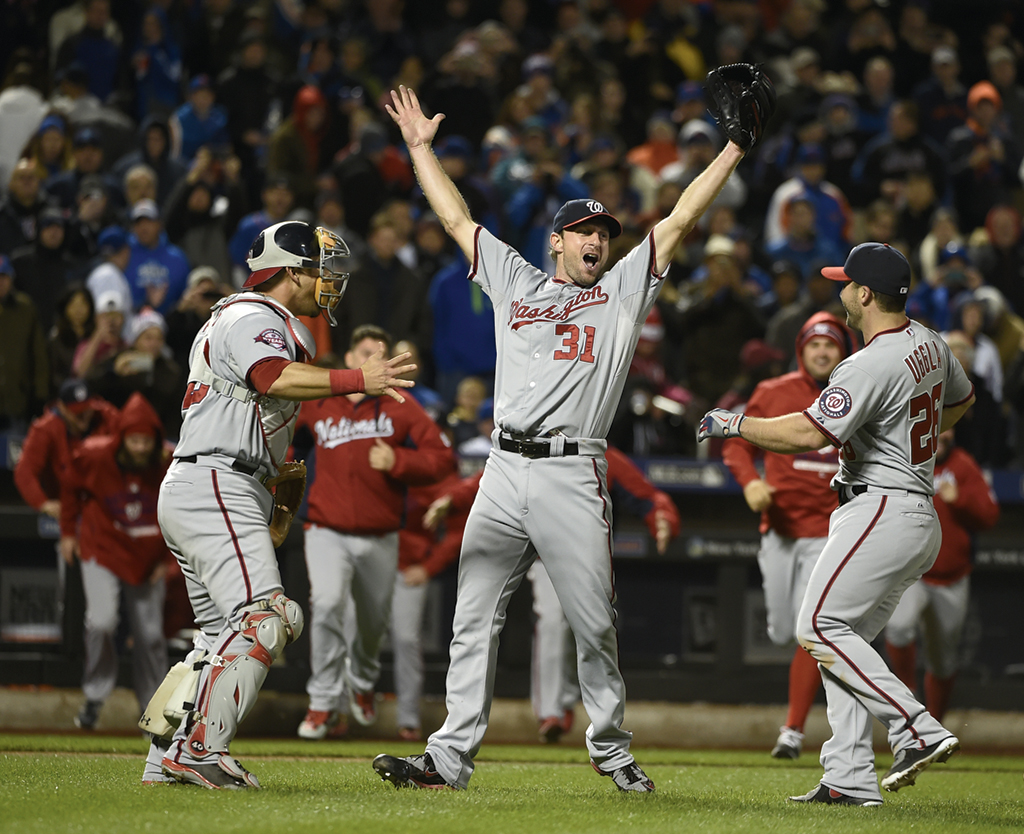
181, 597, 301, 756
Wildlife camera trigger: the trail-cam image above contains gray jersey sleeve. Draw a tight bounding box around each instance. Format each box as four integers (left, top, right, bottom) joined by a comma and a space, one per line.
223, 309, 305, 386
470, 226, 542, 304
803, 361, 886, 447
602, 232, 664, 325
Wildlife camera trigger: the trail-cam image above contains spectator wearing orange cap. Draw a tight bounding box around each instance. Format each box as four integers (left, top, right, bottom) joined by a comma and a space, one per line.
947, 80, 1023, 233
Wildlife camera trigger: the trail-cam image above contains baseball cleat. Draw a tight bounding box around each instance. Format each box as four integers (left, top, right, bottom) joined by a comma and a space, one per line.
161, 753, 261, 790
771, 725, 804, 759
372, 752, 453, 789
298, 708, 348, 740
349, 689, 377, 726
788, 783, 882, 806
74, 700, 102, 730
538, 715, 564, 744
591, 760, 655, 792
881, 735, 960, 792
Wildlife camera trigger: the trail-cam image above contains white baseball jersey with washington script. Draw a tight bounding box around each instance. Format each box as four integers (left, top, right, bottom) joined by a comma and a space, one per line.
470, 225, 665, 439
803, 320, 974, 494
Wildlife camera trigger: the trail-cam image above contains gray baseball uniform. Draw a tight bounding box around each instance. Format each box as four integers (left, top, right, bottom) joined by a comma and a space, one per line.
143, 292, 314, 782
796, 319, 974, 801
425, 224, 664, 788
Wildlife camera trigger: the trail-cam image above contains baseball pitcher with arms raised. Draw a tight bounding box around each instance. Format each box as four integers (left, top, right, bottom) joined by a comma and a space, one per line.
371, 76, 766, 793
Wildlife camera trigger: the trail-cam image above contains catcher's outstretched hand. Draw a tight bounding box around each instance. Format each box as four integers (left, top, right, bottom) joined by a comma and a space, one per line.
361, 343, 416, 402
697, 409, 745, 442
705, 63, 776, 151
386, 86, 444, 150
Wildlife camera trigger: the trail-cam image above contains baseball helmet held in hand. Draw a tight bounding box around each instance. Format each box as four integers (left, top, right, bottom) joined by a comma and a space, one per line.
704, 63, 777, 151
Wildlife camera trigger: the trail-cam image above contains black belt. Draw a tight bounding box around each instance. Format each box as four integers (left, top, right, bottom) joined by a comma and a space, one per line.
838, 484, 928, 507
176, 454, 262, 478
497, 435, 579, 459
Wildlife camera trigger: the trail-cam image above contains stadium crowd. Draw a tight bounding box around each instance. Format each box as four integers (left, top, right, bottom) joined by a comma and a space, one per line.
2, 0, 1024, 465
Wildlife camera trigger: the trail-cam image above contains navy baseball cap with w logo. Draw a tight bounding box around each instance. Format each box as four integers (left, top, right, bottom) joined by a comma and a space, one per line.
552, 199, 622, 238
821, 242, 911, 296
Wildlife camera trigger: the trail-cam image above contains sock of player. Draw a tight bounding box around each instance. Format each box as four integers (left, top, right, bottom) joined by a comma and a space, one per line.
783, 646, 822, 732
885, 641, 918, 693
924, 672, 956, 723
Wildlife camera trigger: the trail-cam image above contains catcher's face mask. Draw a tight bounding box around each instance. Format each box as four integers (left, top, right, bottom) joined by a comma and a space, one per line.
313, 227, 350, 326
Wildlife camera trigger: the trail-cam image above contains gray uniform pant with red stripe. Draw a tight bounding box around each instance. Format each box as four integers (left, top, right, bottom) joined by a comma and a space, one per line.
796, 490, 949, 801
426, 449, 633, 789
147, 461, 282, 769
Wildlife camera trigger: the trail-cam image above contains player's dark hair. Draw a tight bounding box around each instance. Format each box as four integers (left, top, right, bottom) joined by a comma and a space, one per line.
350, 323, 392, 352
873, 289, 906, 313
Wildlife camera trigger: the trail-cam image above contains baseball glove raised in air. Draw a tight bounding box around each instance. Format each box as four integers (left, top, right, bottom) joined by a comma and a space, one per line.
265, 460, 307, 547
704, 63, 777, 151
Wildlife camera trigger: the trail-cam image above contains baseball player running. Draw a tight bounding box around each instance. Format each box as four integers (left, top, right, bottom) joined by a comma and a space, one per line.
141, 220, 415, 789
699, 242, 976, 805
372, 82, 754, 793
60, 392, 171, 731
722, 312, 857, 759
295, 324, 455, 741
884, 429, 999, 722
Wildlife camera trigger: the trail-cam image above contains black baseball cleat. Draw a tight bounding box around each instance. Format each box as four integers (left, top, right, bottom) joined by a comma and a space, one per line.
881, 735, 960, 792
74, 700, 102, 730
788, 783, 882, 806
591, 760, 655, 793
161, 753, 260, 790
372, 752, 453, 789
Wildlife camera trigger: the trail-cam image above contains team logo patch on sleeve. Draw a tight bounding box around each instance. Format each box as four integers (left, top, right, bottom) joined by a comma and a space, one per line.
254, 328, 288, 351
819, 386, 852, 419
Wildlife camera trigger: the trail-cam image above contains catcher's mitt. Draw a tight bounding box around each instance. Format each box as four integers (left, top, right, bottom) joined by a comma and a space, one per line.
704, 63, 777, 151
265, 461, 306, 547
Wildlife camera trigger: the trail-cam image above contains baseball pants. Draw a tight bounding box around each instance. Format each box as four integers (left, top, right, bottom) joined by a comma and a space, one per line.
144, 462, 283, 775
757, 531, 826, 646
796, 490, 949, 801
885, 575, 970, 679
80, 558, 167, 710
304, 525, 399, 710
427, 450, 632, 789
390, 576, 429, 730
528, 561, 580, 721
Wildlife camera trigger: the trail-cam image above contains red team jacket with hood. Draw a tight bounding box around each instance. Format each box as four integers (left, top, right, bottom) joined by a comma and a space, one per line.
927, 448, 999, 585
15, 398, 119, 509
59, 393, 171, 585
297, 393, 455, 535
723, 312, 858, 539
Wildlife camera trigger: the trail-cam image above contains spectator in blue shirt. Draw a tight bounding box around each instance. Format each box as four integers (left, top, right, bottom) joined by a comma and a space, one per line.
131, 6, 183, 122
429, 250, 497, 405
171, 75, 229, 163
124, 199, 190, 315
55, 0, 121, 104
765, 194, 847, 283
228, 175, 296, 281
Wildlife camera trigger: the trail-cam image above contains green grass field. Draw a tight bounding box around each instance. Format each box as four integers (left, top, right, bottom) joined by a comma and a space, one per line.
2, 735, 1022, 834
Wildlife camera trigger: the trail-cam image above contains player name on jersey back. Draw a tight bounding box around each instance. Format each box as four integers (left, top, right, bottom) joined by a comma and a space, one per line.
903, 339, 943, 384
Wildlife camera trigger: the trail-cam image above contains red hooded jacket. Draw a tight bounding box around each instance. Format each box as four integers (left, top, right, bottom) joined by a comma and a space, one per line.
15, 398, 120, 509
722, 312, 858, 539
60, 393, 171, 585
926, 447, 999, 585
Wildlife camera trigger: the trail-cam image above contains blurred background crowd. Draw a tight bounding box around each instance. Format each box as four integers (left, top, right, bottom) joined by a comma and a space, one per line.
2, 0, 1024, 469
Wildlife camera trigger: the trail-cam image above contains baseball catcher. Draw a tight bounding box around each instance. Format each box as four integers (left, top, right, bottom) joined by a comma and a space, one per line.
266, 460, 307, 547
705, 63, 777, 150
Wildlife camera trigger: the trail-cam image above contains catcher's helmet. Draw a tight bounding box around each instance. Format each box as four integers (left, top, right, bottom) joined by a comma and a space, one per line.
244, 220, 351, 325
244, 220, 320, 288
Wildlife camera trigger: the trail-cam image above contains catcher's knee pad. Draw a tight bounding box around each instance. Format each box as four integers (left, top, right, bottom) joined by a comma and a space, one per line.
139, 651, 208, 741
